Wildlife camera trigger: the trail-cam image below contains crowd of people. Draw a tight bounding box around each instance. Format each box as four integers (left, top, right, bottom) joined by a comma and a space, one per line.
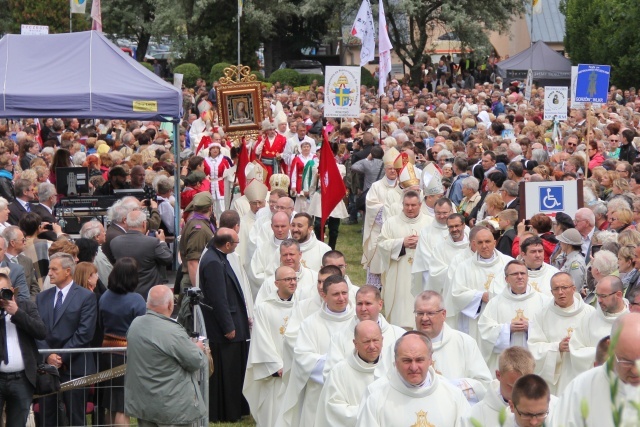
1, 59, 640, 427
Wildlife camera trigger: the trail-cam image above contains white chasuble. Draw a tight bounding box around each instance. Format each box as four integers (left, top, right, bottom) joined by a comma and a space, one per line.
377, 212, 430, 329
526, 262, 559, 297
247, 236, 282, 293
314, 350, 382, 427
277, 303, 355, 427
447, 250, 512, 341
478, 286, 549, 373
430, 323, 492, 403
267, 234, 330, 274
254, 266, 317, 307
463, 379, 509, 427
362, 179, 396, 273
527, 295, 595, 395
568, 301, 629, 376
355, 367, 470, 427
242, 291, 294, 426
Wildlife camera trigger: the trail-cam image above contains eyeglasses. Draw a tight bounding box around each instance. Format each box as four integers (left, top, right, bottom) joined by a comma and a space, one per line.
513, 405, 549, 420
609, 138, 619, 142
276, 277, 297, 283
595, 291, 618, 299
551, 285, 575, 293
615, 354, 639, 368
414, 309, 444, 318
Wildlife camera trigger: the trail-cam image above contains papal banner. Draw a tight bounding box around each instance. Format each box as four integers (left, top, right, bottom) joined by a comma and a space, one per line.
324, 66, 361, 118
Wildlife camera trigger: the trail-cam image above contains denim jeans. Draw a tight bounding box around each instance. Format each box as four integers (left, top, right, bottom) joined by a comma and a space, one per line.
0, 370, 34, 427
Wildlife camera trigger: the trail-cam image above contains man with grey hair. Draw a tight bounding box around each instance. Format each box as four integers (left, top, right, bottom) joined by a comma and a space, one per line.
2, 226, 39, 298
8, 179, 35, 226
155, 176, 175, 236
32, 182, 58, 240
507, 142, 523, 162
574, 207, 596, 262
104, 199, 132, 264
356, 331, 470, 426
0, 235, 29, 300
500, 179, 520, 214
80, 220, 112, 284
36, 252, 97, 427
110, 210, 172, 299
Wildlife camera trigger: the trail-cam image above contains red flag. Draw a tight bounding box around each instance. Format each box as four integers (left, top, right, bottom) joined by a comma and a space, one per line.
34, 118, 43, 147
319, 131, 346, 241
237, 137, 249, 194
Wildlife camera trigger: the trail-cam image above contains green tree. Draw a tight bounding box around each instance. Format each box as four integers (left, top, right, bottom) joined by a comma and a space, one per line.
3, 0, 90, 34
382, 0, 524, 84
562, 0, 640, 88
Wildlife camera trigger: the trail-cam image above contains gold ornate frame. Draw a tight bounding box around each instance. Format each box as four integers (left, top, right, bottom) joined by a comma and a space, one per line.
217, 65, 264, 146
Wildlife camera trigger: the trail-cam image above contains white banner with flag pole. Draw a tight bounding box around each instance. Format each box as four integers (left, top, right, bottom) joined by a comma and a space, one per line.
91, 0, 102, 31
70, 0, 87, 14
351, 0, 375, 65
325, 66, 361, 118
378, 0, 392, 96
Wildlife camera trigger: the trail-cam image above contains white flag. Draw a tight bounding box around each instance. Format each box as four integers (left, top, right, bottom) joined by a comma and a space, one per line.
70, 0, 87, 14
351, 0, 375, 65
378, 0, 393, 96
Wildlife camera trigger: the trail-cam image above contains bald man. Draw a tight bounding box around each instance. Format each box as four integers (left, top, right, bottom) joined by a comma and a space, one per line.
552, 313, 640, 426
247, 211, 291, 297
125, 285, 207, 426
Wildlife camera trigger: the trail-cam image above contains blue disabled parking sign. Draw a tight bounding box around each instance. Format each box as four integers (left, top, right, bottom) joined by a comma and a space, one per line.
539, 186, 564, 212
575, 64, 611, 103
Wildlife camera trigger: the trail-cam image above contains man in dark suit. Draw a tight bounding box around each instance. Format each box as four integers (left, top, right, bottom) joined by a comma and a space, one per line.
0, 236, 29, 302
8, 179, 35, 226
110, 210, 172, 299
103, 201, 129, 265
31, 183, 58, 241
199, 228, 250, 422
36, 253, 97, 427
0, 271, 46, 426
3, 226, 40, 299
501, 180, 521, 222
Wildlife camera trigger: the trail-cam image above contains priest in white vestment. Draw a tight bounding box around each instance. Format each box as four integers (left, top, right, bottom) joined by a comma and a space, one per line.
253, 197, 296, 256
416, 162, 446, 228
255, 240, 318, 305
551, 313, 640, 426
245, 189, 287, 272
242, 267, 297, 426
447, 227, 512, 341
414, 290, 492, 403
377, 186, 430, 328
478, 260, 550, 374
288, 212, 331, 271
569, 275, 630, 376
362, 154, 398, 286
315, 321, 385, 427
413, 208, 468, 296
527, 272, 595, 395
355, 332, 470, 427
505, 374, 554, 427
247, 211, 291, 293
520, 235, 559, 297
238, 179, 268, 295
277, 276, 355, 427
464, 346, 536, 427
323, 285, 406, 378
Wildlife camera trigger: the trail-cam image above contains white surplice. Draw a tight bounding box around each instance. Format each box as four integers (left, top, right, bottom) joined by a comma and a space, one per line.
526, 262, 559, 297
242, 289, 295, 426
377, 211, 431, 329
315, 350, 383, 427
463, 379, 509, 427
355, 367, 470, 427
444, 246, 475, 328
527, 295, 595, 395
277, 302, 355, 427
447, 250, 513, 341
254, 266, 318, 307
231, 194, 250, 220
568, 301, 629, 376
322, 315, 406, 379
478, 286, 550, 373
430, 323, 493, 403
247, 235, 283, 293
266, 233, 330, 274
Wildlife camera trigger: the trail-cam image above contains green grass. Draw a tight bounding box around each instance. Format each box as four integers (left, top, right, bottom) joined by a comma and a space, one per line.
336, 222, 367, 286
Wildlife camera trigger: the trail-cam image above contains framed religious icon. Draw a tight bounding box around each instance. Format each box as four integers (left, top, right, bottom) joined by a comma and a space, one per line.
216, 65, 264, 145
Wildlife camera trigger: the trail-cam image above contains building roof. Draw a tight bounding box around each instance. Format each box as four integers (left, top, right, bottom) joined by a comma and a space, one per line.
528, 0, 566, 44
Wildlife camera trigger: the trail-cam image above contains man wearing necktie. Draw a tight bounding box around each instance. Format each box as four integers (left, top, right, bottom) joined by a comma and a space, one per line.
0, 271, 46, 426
7, 179, 35, 226
36, 253, 97, 426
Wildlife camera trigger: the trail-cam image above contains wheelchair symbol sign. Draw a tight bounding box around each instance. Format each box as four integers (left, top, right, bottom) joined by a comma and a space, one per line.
539, 186, 564, 211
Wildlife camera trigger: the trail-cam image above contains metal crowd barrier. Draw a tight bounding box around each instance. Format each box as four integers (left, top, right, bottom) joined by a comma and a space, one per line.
37, 310, 210, 427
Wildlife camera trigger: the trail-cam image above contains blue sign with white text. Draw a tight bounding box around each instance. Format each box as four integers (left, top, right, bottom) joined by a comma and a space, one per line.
575, 64, 611, 103
539, 186, 564, 212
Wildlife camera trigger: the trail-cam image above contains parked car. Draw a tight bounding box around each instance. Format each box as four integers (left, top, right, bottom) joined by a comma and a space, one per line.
279, 60, 324, 75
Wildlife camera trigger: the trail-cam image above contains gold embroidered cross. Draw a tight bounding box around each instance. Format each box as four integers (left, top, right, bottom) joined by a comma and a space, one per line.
279, 316, 289, 335
484, 274, 495, 291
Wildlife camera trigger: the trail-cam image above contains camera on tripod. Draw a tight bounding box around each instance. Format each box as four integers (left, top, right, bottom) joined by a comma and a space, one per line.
183, 287, 203, 303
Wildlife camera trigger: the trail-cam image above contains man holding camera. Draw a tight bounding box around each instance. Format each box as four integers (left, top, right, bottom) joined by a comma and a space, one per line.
0, 271, 46, 426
